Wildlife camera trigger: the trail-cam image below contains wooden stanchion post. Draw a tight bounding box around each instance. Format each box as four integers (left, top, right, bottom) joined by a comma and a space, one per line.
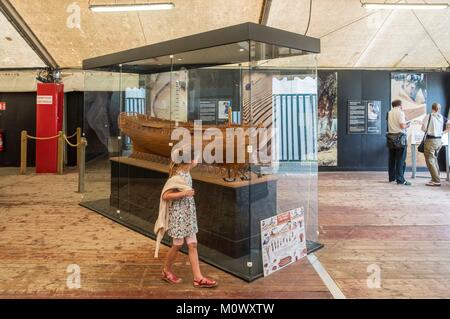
76, 127, 81, 168
20, 130, 27, 175
78, 137, 87, 193
57, 131, 64, 175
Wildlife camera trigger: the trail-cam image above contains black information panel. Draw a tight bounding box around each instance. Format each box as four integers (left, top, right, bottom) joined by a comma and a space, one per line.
348, 100, 381, 134
199, 100, 217, 124
348, 100, 366, 134
198, 98, 233, 124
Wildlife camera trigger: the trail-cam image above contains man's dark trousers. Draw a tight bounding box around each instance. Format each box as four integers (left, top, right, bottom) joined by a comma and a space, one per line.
388, 146, 407, 184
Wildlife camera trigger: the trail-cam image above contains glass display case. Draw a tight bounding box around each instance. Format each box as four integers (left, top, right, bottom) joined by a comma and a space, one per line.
81, 23, 321, 281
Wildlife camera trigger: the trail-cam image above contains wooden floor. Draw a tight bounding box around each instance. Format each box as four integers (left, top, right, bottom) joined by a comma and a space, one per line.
1, 168, 450, 298
316, 172, 450, 298
0, 167, 331, 299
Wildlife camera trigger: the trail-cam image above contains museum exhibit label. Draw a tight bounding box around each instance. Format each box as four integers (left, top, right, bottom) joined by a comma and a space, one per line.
348, 100, 382, 135
348, 100, 366, 134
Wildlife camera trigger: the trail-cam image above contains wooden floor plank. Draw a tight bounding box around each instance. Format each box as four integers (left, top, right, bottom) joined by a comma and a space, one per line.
0, 168, 332, 299
3, 168, 449, 298
317, 172, 450, 299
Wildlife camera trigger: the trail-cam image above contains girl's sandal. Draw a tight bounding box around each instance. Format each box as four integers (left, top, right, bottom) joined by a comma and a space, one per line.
193, 277, 218, 288
162, 269, 182, 284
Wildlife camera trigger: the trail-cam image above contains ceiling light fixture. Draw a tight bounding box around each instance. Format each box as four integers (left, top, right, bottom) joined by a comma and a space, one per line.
362, 2, 449, 10
89, 2, 175, 13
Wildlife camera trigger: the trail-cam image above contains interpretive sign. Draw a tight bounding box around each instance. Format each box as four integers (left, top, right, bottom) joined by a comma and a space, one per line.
348, 100, 366, 134
199, 100, 217, 123
348, 100, 382, 134
261, 207, 307, 277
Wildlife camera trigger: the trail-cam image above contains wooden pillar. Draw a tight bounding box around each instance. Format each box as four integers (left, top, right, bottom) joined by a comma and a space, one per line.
76, 127, 81, 168
20, 130, 27, 175
57, 131, 64, 175
78, 137, 87, 193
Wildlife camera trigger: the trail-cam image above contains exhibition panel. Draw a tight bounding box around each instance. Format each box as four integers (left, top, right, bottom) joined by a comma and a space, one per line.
81, 23, 320, 281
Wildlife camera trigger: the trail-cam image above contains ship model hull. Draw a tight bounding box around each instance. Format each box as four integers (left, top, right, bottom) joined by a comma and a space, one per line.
118, 113, 253, 178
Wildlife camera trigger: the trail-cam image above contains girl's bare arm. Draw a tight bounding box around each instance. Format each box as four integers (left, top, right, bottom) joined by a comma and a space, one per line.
162, 189, 195, 201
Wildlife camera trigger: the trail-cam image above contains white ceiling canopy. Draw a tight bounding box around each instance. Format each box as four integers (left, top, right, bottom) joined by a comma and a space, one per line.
267, 0, 450, 69
1, 0, 450, 69
0, 10, 45, 68
6, 0, 263, 68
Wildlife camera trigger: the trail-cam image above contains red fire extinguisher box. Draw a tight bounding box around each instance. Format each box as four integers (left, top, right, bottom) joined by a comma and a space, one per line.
36, 83, 64, 173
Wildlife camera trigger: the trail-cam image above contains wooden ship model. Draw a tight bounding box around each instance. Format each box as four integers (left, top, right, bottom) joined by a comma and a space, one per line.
118, 112, 259, 180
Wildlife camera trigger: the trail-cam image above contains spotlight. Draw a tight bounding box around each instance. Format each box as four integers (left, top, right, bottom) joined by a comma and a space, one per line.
89, 2, 175, 12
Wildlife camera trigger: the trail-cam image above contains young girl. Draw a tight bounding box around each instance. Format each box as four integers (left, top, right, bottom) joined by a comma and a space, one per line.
157, 154, 218, 288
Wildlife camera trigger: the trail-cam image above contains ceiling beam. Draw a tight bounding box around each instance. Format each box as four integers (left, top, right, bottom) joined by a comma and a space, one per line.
0, 0, 58, 69
259, 0, 272, 25
412, 10, 450, 67
353, 10, 394, 67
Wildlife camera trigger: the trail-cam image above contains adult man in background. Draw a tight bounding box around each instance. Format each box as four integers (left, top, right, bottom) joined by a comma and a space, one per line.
387, 100, 411, 186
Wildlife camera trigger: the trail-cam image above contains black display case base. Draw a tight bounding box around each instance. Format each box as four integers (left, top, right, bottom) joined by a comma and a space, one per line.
81, 157, 323, 281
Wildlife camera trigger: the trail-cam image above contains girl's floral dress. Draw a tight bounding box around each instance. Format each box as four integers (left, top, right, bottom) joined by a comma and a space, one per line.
167, 171, 198, 238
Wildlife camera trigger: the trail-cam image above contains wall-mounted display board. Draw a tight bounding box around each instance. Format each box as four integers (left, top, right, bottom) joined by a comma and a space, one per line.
348, 100, 381, 134
391, 72, 427, 167
367, 101, 381, 134
348, 100, 366, 133
391, 73, 427, 143
318, 72, 338, 166
198, 98, 232, 124
199, 99, 217, 123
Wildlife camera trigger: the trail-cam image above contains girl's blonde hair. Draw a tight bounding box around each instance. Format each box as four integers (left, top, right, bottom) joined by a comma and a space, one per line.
169, 148, 196, 177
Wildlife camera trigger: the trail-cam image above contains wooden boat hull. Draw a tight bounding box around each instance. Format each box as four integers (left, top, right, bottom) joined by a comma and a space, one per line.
118, 113, 253, 177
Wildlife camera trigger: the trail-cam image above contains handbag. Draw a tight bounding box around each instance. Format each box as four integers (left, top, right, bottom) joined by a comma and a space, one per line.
386, 132, 407, 149
418, 114, 431, 153
386, 112, 407, 149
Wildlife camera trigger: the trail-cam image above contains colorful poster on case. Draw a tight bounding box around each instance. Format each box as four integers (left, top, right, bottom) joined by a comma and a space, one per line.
261, 208, 307, 277
318, 72, 338, 166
